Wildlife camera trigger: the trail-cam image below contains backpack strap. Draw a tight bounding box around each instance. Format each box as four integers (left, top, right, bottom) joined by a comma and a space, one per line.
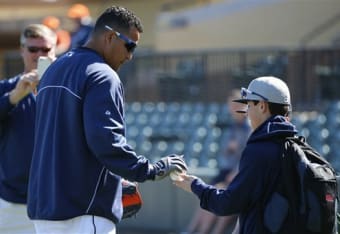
285, 138, 309, 214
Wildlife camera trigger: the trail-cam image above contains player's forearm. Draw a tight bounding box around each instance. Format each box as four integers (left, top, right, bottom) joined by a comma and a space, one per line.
9, 89, 26, 105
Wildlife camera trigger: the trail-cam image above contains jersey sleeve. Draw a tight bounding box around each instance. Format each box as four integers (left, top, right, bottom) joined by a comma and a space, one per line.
192, 143, 281, 216
0, 77, 17, 120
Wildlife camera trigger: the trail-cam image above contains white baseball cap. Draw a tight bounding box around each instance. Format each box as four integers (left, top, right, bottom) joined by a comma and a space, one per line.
233, 76, 291, 105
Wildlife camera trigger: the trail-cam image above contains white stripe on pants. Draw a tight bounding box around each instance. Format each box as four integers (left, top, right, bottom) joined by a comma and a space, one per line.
0, 197, 35, 234
33, 215, 116, 234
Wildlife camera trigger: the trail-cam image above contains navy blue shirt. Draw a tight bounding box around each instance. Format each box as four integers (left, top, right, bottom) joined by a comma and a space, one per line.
0, 75, 36, 203
28, 47, 156, 223
191, 115, 298, 234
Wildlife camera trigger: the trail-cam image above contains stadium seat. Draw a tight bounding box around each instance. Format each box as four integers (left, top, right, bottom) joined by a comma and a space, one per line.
124, 102, 340, 172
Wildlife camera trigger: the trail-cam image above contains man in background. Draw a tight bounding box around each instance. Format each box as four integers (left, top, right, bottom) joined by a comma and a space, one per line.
67, 3, 93, 49
0, 24, 57, 234
42, 15, 71, 55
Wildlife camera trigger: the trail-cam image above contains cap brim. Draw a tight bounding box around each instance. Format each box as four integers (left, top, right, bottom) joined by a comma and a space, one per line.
232, 98, 248, 104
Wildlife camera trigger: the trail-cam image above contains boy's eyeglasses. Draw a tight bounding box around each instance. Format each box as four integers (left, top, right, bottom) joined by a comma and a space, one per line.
25, 46, 52, 53
241, 87, 268, 101
105, 25, 137, 53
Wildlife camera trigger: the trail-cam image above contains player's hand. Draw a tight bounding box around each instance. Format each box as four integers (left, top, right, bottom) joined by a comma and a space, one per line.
9, 71, 39, 104
173, 174, 198, 193
152, 154, 187, 181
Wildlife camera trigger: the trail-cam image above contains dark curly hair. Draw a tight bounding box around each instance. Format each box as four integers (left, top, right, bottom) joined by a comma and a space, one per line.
94, 6, 143, 35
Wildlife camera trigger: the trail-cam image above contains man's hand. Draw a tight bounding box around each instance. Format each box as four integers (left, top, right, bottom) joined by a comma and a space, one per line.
173, 174, 198, 193
9, 71, 39, 104
152, 154, 188, 180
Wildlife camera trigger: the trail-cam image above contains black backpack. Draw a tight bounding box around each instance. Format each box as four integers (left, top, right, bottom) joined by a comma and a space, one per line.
263, 136, 338, 234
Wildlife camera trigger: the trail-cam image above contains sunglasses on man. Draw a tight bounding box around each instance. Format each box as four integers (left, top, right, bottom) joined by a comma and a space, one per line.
105, 25, 137, 53
25, 46, 52, 53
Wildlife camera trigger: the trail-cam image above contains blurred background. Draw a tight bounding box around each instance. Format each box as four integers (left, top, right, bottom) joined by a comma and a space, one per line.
1, 0, 340, 233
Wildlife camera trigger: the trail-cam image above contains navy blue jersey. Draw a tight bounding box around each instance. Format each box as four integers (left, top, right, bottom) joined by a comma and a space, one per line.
28, 47, 155, 223
0, 76, 36, 203
191, 115, 298, 234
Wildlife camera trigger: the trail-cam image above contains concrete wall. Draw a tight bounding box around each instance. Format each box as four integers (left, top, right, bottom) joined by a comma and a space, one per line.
155, 0, 340, 51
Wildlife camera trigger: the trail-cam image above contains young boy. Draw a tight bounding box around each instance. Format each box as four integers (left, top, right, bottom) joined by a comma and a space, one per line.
174, 76, 298, 233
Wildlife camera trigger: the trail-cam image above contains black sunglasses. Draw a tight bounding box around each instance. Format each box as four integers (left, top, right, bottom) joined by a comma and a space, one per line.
104, 25, 137, 53
241, 87, 268, 101
25, 46, 52, 53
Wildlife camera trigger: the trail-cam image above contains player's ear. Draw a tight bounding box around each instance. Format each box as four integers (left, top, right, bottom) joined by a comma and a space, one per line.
103, 30, 114, 44
260, 101, 268, 113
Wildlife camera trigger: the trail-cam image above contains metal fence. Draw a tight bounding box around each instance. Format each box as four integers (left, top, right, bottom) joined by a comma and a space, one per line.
119, 48, 340, 111
3, 48, 340, 111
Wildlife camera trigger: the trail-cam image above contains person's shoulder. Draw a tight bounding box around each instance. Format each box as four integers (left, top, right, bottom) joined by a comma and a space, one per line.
246, 139, 281, 153
89, 63, 115, 76
80, 23, 93, 31
65, 47, 101, 62
243, 140, 281, 163
66, 48, 119, 81
86, 61, 120, 84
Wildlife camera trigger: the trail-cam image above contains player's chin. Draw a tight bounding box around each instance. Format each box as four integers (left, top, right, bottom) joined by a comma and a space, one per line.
112, 63, 121, 71
117, 61, 126, 70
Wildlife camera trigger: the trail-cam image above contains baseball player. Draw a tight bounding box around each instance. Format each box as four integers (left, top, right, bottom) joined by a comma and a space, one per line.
27, 6, 187, 234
